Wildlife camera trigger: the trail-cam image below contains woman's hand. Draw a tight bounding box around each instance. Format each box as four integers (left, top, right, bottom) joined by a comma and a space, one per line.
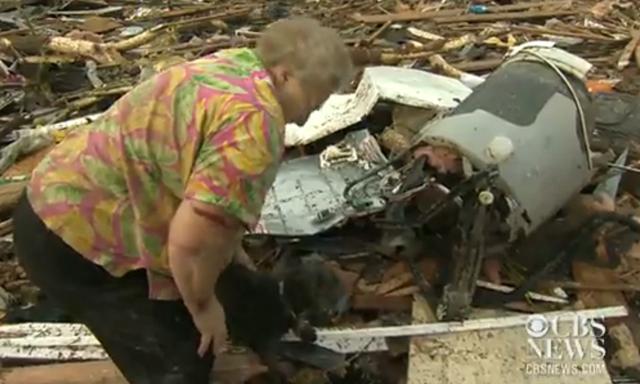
192, 295, 229, 357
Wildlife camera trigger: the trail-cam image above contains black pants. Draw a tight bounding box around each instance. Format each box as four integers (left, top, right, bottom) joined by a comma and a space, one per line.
12, 193, 214, 384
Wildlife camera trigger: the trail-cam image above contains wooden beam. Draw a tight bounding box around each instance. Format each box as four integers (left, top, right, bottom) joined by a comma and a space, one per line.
1, 307, 629, 358
0, 181, 27, 214
314, 306, 627, 339
448, 58, 503, 72
434, 10, 577, 24
352, 1, 571, 24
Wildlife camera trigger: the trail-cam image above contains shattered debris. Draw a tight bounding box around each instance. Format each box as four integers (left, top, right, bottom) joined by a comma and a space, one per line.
284, 66, 472, 147
254, 129, 395, 236
3, 0, 640, 383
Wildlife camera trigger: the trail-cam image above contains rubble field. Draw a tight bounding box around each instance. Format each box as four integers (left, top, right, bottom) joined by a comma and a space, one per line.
2, 0, 640, 383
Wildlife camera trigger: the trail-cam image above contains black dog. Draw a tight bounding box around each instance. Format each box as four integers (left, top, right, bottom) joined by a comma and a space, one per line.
215, 262, 295, 356
216, 262, 321, 381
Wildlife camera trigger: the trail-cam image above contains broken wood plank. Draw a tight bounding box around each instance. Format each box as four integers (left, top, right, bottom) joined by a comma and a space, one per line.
133, 2, 222, 21
618, 31, 640, 70
5, 307, 627, 357
377, 272, 413, 295
429, 54, 465, 78
367, 20, 392, 44
306, 306, 627, 353
476, 280, 569, 304
386, 285, 421, 297
544, 280, 640, 292
0, 181, 27, 213
509, 25, 618, 42
318, 305, 627, 339
435, 10, 578, 24
407, 27, 444, 42
352, 1, 570, 23
0, 219, 12, 237
46, 36, 124, 64
352, 8, 458, 24
449, 58, 503, 72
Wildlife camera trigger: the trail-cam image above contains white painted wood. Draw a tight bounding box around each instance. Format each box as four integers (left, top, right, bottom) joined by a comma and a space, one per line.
476, 280, 569, 304
0, 306, 628, 359
284, 66, 472, 146
0, 346, 107, 361
314, 306, 627, 339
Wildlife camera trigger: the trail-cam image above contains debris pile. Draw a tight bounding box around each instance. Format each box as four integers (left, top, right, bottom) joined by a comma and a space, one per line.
2, 1, 640, 383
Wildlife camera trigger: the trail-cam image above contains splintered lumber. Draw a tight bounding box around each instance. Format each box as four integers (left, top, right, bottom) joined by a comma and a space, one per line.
617, 31, 640, 70
133, 3, 221, 21
476, 280, 568, 304
449, 58, 504, 72
509, 26, 618, 42
3, 307, 628, 358
377, 272, 413, 295
352, 1, 571, 23
47, 36, 123, 64
0, 219, 13, 237
352, 9, 457, 24
429, 54, 465, 78
545, 281, 640, 292
434, 10, 577, 24
304, 306, 627, 353
0, 181, 27, 213
3, 8, 251, 65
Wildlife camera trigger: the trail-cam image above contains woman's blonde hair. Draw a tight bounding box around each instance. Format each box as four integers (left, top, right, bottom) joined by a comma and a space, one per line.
256, 18, 353, 94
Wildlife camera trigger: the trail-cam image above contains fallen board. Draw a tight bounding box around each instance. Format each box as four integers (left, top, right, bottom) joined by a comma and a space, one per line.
0, 306, 628, 358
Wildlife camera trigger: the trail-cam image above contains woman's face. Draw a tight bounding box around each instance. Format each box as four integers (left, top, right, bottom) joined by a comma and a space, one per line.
271, 67, 331, 125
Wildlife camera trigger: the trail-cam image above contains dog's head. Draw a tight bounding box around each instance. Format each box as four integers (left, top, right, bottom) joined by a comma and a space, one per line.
278, 257, 347, 327
215, 263, 317, 354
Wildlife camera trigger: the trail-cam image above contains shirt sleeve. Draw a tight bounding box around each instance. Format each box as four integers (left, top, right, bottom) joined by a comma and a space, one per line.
183, 109, 283, 228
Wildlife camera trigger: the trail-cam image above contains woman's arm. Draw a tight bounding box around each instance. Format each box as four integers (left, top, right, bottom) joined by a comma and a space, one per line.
168, 199, 243, 355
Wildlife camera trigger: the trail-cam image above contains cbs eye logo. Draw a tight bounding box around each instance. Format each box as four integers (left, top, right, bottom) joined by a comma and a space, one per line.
526, 315, 549, 338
